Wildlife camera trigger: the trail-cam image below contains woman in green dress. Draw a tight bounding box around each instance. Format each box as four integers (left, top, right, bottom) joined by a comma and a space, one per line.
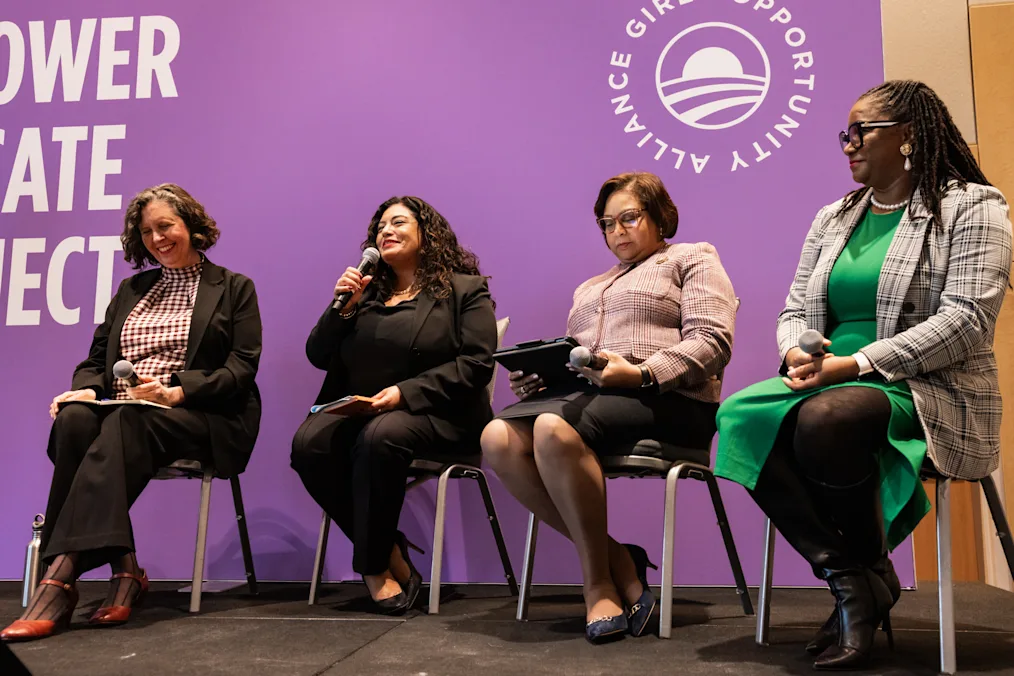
715, 80, 1012, 671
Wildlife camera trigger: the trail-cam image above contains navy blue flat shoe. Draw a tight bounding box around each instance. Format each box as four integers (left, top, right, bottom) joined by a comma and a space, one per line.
623, 544, 658, 637
585, 613, 628, 644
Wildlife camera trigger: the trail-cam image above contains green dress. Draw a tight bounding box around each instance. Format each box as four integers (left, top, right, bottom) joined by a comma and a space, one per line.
714, 209, 931, 549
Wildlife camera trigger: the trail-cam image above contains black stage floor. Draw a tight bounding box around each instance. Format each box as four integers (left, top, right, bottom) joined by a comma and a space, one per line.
3, 580, 1014, 675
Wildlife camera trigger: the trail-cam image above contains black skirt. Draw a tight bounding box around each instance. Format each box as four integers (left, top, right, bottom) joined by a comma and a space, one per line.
496, 384, 718, 453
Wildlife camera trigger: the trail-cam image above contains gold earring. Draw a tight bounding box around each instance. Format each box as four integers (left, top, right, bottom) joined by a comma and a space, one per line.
900, 143, 913, 171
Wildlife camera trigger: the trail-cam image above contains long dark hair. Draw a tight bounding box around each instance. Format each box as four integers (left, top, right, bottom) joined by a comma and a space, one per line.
839, 80, 990, 223
362, 196, 483, 302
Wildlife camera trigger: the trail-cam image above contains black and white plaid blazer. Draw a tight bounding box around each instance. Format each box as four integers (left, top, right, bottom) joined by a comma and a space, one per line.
777, 182, 1013, 480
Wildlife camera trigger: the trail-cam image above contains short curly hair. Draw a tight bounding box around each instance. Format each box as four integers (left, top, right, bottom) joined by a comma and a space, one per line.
593, 172, 679, 239
121, 183, 220, 269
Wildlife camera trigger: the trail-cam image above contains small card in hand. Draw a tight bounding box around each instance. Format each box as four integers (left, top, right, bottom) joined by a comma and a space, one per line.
309, 395, 380, 416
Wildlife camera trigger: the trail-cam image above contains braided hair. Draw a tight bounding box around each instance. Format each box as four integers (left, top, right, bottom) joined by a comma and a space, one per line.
839, 80, 990, 223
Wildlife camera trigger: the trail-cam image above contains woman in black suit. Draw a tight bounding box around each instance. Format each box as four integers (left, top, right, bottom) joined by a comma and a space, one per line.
2, 184, 261, 642
291, 196, 496, 614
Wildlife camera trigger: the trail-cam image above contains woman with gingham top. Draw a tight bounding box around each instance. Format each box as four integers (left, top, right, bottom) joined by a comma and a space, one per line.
481, 172, 737, 643
2, 184, 262, 642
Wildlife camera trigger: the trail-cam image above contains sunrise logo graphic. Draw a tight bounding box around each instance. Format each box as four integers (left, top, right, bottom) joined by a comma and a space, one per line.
655, 22, 771, 131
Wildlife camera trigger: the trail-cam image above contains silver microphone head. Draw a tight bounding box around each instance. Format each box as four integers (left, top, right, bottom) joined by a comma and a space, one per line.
798, 329, 826, 355
569, 346, 592, 368
362, 247, 381, 266
112, 360, 135, 380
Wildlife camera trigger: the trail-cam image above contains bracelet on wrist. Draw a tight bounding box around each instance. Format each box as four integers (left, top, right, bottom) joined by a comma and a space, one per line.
339, 306, 357, 319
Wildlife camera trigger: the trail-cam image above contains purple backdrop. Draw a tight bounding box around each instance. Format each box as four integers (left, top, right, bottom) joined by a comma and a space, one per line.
0, 0, 911, 588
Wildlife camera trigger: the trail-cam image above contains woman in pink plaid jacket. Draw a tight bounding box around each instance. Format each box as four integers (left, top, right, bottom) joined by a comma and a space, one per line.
482, 172, 737, 643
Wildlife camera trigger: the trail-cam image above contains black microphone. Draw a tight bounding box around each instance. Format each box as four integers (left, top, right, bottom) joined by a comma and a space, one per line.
569, 346, 608, 370
113, 359, 141, 387
798, 329, 827, 356
333, 247, 381, 311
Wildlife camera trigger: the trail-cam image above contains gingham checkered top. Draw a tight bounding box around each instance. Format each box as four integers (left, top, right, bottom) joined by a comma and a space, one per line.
112, 261, 203, 400
567, 242, 737, 402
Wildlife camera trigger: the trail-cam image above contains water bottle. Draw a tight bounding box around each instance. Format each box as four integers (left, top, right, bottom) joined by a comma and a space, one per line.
21, 514, 45, 608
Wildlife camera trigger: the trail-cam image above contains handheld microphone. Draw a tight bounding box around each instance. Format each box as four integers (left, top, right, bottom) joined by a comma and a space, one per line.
333, 247, 381, 311
113, 359, 141, 387
798, 329, 827, 356
569, 346, 608, 370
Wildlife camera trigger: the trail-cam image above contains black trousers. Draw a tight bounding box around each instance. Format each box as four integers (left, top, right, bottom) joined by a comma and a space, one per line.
290, 411, 465, 576
41, 403, 211, 572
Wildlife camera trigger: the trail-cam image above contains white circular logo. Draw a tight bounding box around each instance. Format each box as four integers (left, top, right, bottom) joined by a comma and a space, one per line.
655, 22, 771, 131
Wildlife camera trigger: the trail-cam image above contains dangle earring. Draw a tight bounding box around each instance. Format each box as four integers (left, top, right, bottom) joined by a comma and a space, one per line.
900, 143, 913, 171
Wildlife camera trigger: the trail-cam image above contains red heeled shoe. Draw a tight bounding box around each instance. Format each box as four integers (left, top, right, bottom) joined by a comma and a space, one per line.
1, 579, 79, 642
88, 569, 148, 626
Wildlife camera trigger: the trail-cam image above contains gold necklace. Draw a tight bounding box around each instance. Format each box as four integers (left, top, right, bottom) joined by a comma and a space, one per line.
390, 285, 418, 298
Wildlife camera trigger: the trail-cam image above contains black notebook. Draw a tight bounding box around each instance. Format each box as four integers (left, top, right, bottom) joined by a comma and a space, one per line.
493, 336, 582, 388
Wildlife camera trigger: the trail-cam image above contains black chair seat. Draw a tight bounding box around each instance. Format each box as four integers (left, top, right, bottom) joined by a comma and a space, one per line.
410, 454, 482, 476
598, 439, 711, 475
155, 458, 211, 479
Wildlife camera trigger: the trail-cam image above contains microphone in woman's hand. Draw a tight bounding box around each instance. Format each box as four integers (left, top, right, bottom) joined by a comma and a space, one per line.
113, 359, 141, 387
570, 346, 608, 370
798, 329, 827, 356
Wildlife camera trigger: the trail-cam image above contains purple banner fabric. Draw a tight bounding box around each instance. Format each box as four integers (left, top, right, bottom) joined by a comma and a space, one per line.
0, 0, 909, 587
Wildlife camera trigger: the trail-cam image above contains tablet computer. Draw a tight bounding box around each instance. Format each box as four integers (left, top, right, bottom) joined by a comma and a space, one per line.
493, 336, 582, 388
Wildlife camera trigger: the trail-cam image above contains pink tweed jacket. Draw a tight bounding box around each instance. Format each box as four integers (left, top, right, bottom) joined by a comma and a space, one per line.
567, 242, 737, 403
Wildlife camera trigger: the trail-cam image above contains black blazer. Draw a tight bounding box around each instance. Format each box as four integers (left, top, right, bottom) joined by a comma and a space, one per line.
72, 260, 262, 477
306, 273, 497, 446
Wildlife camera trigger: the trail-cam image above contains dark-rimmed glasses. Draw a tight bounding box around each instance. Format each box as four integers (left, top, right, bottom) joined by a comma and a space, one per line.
839, 121, 900, 151
596, 208, 645, 234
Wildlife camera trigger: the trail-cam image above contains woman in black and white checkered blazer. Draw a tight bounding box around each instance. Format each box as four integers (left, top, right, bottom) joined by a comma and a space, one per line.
716, 81, 1012, 670
2, 184, 261, 643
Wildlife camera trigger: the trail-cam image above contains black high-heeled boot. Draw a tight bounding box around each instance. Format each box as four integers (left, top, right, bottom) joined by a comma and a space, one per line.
813, 567, 894, 671
805, 469, 900, 656
805, 554, 900, 656
809, 471, 897, 669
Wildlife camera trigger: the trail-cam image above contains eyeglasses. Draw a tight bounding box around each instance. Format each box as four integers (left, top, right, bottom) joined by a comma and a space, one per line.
596, 208, 645, 234
839, 121, 900, 151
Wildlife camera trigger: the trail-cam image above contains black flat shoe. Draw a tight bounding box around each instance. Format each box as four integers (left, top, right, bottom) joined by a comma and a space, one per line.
622, 544, 658, 637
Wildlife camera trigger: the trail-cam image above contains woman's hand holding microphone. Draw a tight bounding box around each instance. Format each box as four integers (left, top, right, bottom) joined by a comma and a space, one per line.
334, 267, 374, 312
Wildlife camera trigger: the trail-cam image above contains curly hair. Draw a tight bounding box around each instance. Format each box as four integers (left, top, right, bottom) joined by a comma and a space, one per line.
362, 196, 483, 302
121, 183, 220, 269
593, 172, 679, 239
839, 80, 990, 224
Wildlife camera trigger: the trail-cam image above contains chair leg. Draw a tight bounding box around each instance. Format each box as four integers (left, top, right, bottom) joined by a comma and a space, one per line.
704, 471, 753, 615
659, 463, 685, 639
516, 512, 539, 621
472, 469, 519, 596
229, 476, 257, 596
979, 476, 1014, 581
309, 510, 331, 606
190, 470, 214, 613
755, 517, 776, 646
937, 478, 957, 675
428, 466, 454, 615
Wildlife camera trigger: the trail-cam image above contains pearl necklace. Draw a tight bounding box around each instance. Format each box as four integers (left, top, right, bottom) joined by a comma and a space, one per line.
870, 195, 909, 211
390, 285, 418, 298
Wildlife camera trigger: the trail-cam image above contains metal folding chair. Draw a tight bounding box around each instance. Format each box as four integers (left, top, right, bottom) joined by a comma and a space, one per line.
153, 460, 258, 612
